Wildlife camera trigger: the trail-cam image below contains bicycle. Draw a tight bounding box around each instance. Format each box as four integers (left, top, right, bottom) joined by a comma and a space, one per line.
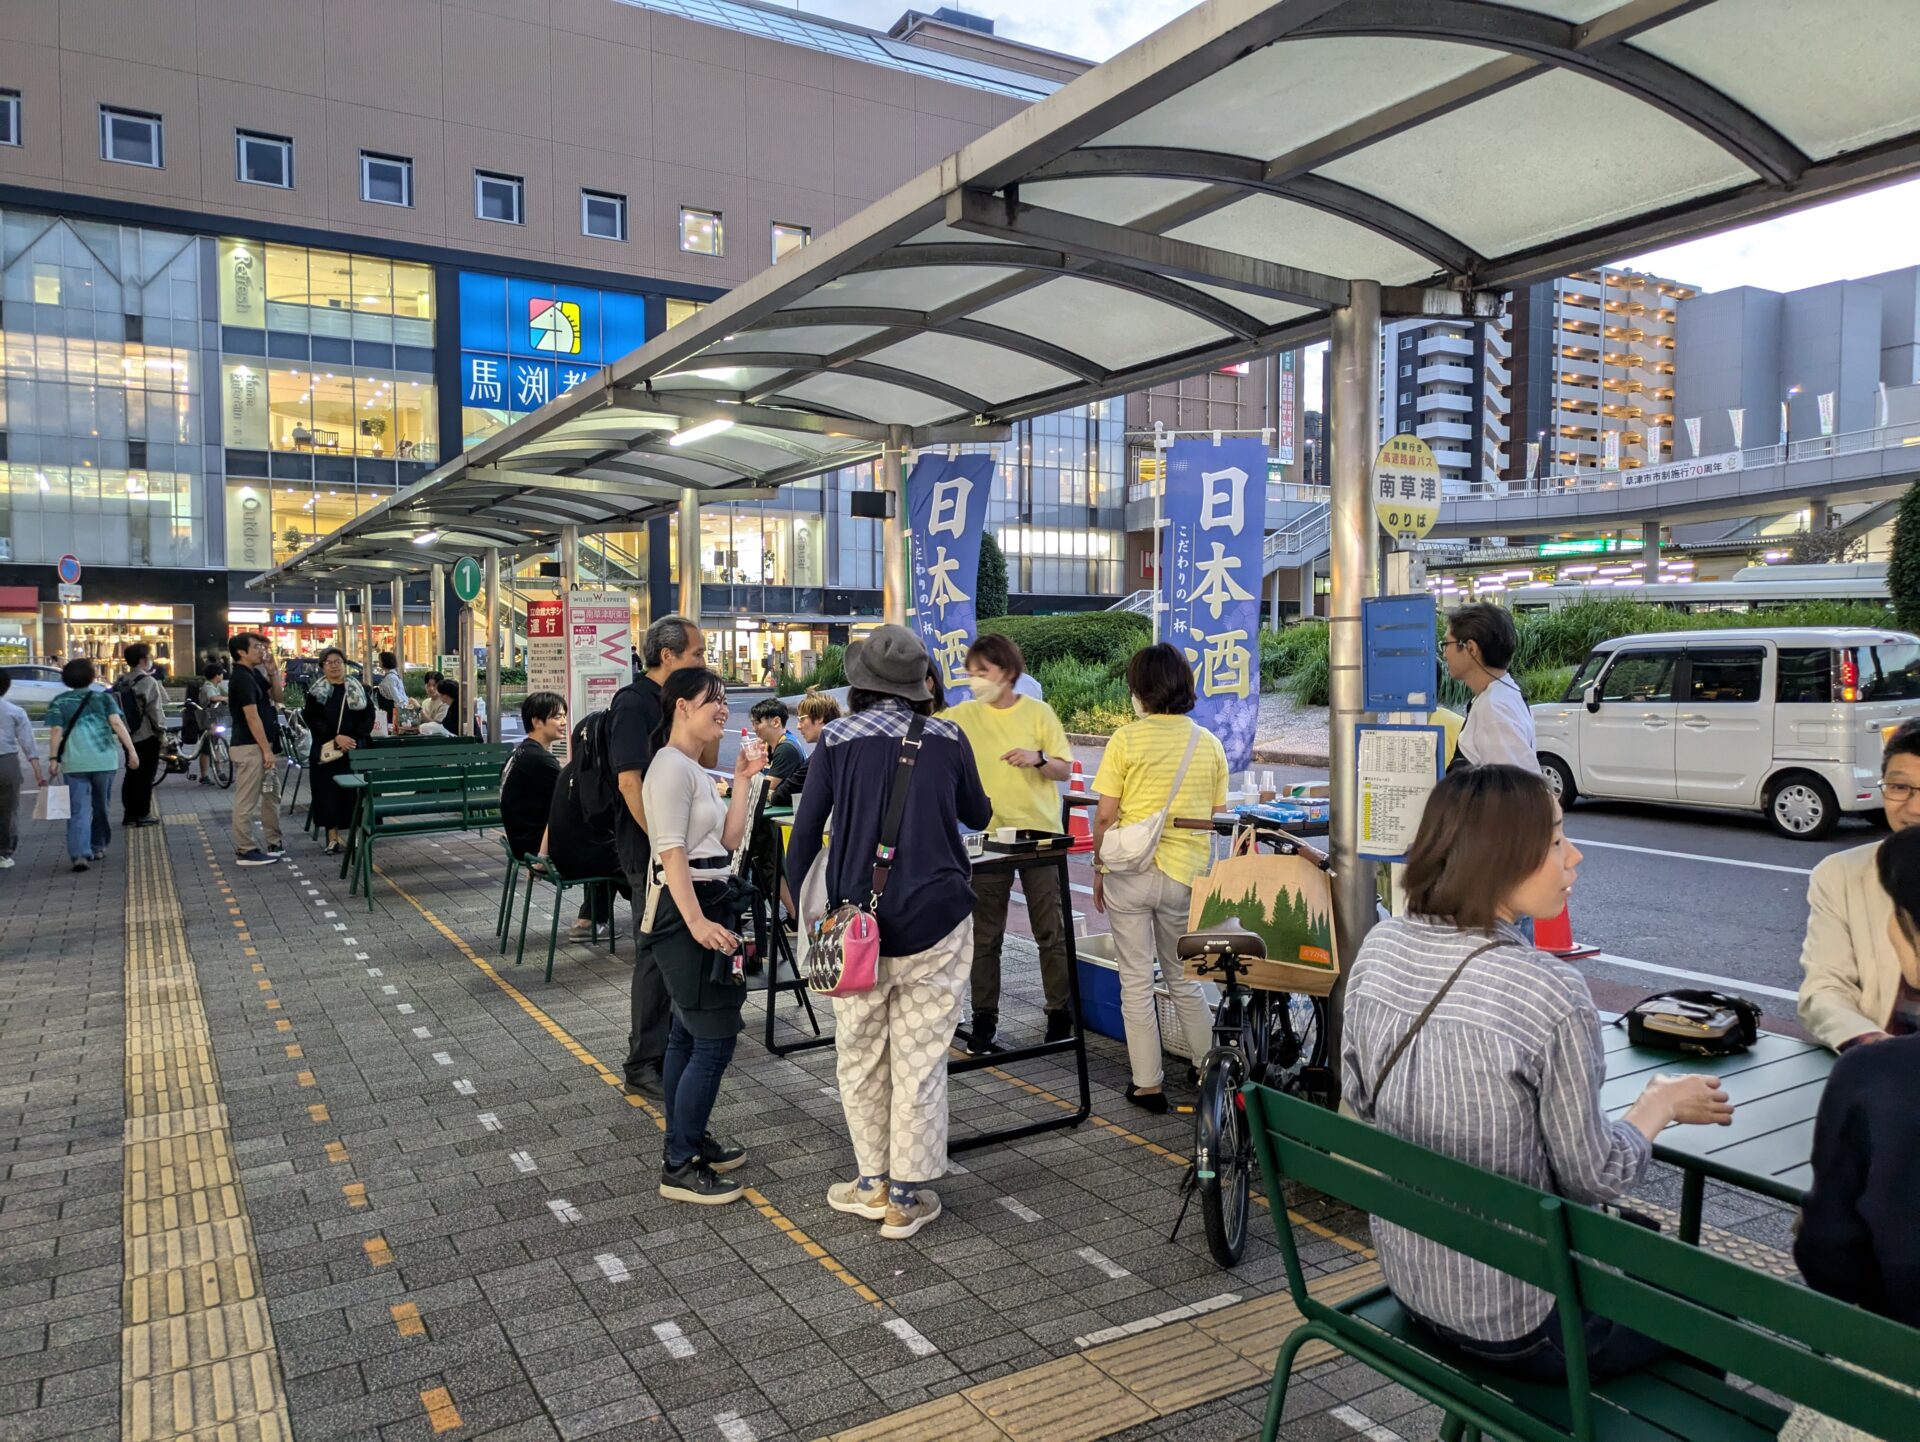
1173, 824, 1336, 1268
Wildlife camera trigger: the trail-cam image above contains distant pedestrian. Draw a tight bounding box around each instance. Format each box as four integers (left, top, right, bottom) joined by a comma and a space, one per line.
116, 642, 168, 828
197, 662, 229, 784
761, 651, 779, 689
1444, 603, 1536, 772
227, 632, 286, 867
0, 669, 47, 869
46, 658, 137, 872
375, 650, 408, 732
301, 648, 373, 855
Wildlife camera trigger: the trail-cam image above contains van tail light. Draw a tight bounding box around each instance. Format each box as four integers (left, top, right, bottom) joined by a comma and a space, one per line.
1839, 648, 1859, 703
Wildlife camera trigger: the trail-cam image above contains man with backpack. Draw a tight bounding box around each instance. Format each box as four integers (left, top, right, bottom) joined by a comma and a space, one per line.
605, 614, 710, 1100
116, 643, 169, 828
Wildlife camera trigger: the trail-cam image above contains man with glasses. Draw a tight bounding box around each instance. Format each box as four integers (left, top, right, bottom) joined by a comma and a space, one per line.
1799, 719, 1920, 1049
1442, 603, 1537, 773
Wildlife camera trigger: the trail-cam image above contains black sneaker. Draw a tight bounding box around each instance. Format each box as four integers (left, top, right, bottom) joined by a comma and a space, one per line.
621, 1066, 665, 1102
658, 1159, 743, 1205
71, 859, 89, 873
265, 842, 288, 857
966, 1010, 997, 1056
235, 849, 280, 867
1044, 1009, 1075, 1043
699, 1135, 747, 1174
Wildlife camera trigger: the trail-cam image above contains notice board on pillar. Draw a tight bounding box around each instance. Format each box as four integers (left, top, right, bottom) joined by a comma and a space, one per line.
527, 600, 568, 701
1160, 437, 1267, 771
566, 592, 630, 719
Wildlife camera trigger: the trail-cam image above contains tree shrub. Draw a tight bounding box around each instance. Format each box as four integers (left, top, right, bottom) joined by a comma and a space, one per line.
976, 532, 1009, 623
1891, 481, 1920, 633
975, 611, 1150, 669
790, 644, 846, 693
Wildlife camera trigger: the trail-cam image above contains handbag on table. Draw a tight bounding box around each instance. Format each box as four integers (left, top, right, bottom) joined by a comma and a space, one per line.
804, 715, 925, 998
1620, 989, 1758, 1057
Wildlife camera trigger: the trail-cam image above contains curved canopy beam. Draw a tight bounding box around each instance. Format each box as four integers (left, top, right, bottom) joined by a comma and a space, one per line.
741, 307, 1109, 382
1293, 0, 1808, 186
685, 351, 991, 417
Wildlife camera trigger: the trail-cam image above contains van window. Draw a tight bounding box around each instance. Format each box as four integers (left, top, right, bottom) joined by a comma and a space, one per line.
1685, 648, 1764, 703
1776, 647, 1833, 704
1563, 651, 1608, 701
1855, 644, 1920, 702
1599, 650, 1677, 703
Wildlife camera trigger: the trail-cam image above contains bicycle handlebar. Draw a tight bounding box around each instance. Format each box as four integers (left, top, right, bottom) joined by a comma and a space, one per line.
1173, 815, 1331, 870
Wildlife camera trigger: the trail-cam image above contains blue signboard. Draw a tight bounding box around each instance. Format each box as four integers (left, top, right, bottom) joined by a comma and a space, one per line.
1159, 437, 1267, 771
457, 271, 650, 420
906, 453, 996, 702
1362, 594, 1438, 712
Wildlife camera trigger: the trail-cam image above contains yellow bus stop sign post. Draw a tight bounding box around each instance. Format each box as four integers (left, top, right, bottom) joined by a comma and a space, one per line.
1374, 433, 1441, 544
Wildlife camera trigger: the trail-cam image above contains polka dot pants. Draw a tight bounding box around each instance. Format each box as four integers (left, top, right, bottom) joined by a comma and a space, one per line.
834, 916, 973, 1185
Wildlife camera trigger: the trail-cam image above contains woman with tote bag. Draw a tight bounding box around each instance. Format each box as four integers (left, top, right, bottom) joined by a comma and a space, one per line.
1090, 643, 1229, 1113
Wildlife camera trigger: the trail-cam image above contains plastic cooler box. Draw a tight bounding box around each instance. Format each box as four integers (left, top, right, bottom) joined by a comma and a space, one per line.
1075, 934, 1219, 1060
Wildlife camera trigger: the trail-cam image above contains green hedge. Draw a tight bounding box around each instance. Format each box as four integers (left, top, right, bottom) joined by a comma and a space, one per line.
976, 611, 1151, 668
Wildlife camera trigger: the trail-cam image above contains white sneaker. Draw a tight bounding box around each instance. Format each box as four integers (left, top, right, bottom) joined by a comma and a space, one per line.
826, 1177, 889, 1220
880, 1188, 942, 1240
0, 856, 13, 869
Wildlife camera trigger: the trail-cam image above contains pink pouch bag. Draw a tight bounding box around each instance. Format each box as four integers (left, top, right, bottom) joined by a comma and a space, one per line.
803, 715, 924, 998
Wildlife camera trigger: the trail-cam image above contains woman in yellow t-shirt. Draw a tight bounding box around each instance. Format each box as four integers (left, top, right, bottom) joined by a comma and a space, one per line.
1091, 643, 1229, 1112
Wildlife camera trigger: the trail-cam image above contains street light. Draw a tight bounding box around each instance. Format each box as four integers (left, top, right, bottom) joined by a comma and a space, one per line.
1783, 384, 1803, 450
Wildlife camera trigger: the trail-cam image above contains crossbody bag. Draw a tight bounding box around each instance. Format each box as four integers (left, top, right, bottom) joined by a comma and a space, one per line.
1096, 723, 1202, 875
1367, 939, 1507, 1101
318, 686, 351, 765
54, 691, 99, 766
805, 714, 926, 998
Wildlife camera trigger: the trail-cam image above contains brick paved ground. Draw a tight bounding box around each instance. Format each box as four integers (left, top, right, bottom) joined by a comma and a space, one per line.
0, 774, 1803, 1442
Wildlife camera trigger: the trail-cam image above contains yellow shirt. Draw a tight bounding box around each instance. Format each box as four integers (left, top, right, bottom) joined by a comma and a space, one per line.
948, 695, 1073, 834
1092, 715, 1229, 885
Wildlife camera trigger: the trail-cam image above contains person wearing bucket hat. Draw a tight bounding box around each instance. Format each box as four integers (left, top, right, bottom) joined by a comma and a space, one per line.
786, 625, 992, 1239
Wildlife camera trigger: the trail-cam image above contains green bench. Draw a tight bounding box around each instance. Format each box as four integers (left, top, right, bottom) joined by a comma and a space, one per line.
340, 743, 515, 906
1243, 1084, 1920, 1442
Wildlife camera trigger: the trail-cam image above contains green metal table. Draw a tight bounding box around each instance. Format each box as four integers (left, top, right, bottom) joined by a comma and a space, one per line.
1601, 1017, 1833, 1243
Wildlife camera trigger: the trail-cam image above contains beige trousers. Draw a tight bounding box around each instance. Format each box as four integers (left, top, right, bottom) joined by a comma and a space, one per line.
1103, 867, 1214, 1088
230, 744, 283, 854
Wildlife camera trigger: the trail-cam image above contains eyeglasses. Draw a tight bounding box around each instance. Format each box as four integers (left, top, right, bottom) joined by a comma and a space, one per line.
1884, 781, 1919, 802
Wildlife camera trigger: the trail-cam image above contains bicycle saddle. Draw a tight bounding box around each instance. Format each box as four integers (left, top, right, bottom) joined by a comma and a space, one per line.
1177, 928, 1267, 961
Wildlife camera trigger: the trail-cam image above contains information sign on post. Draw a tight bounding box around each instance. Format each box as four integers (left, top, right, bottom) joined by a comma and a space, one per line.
1362, 594, 1437, 712
1373, 434, 1441, 544
1356, 723, 1445, 862
565, 592, 630, 720
57, 583, 82, 602
452, 556, 484, 604
526, 599, 568, 702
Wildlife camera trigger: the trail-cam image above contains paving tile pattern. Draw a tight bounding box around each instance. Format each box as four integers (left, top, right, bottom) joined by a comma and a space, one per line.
1, 780, 1806, 1442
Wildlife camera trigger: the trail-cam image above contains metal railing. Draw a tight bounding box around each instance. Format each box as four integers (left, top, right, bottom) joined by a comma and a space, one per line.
1107, 589, 1156, 614
1265, 503, 1330, 564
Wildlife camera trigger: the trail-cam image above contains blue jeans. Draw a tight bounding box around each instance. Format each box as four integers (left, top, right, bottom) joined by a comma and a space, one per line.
1414, 1306, 1670, 1383
662, 1014, 737, 1168
65, 771, 113, 861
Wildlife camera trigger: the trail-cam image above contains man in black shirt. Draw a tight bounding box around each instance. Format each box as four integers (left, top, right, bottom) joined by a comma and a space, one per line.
501, 692, 567, 860
611, 613, 709, 1098
227, 633, 285, 866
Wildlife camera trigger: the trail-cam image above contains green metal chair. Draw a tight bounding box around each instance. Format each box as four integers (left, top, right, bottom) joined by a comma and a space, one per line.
510, 856, 623, 982
496, 835, 536, 946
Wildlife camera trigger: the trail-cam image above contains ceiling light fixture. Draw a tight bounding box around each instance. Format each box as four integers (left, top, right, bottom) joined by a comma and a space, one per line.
414, 530, 442, 546
670, 418, 733, 447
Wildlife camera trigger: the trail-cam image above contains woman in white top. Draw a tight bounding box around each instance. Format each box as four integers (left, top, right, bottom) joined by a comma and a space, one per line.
642, 665, 764, 1206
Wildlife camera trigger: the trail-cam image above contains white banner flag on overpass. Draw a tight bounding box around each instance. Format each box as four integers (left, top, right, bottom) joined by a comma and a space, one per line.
1685, 416, 1702, 457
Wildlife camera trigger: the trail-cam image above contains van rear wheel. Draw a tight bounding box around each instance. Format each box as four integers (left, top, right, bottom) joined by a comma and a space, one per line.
1766, 773, 1837, 840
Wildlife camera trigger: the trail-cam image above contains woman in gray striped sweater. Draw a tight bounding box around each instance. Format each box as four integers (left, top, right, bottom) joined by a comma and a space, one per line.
1341, 764, 1734, 1382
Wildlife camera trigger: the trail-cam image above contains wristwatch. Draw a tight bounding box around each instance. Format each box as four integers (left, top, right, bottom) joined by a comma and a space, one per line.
1036, 750, 1048, 768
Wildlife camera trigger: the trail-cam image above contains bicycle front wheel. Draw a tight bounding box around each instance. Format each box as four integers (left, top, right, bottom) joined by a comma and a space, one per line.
210, 735, 234, 788
1194, 1048, 1252, 1268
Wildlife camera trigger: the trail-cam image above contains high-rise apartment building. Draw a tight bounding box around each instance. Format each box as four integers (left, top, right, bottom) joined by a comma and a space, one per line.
1507, 267, 1696, 480
1380, 306, 1513, 493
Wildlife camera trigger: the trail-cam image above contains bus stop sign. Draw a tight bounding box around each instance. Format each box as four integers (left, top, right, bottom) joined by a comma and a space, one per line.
452, 556, 483, 604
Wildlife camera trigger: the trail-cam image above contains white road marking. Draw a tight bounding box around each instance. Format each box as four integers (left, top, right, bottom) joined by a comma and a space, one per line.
883, 1318, 937, 1358
819, 1086, 840, 1101
366, 967, 383, 977
453, 1079, 476, 1096
1075, 1293, 1240, 1348
652, 1320, 696, 1357
1331, 1404, 1408, 1442
477, 1112, 502, 1132
431, 1051, 453, 1066
1076, 1247, 1130, 1280
343, 936, 358, 945
1569, 835, 1813, 876
412, 1026, 432, 1039
547, 1198, 583, 1224
715, 1412, 756, 1442
396, 1004, 414, 1015
508, 1150, 537, 1173
381, 985, 398, 995
1587, 952, 1799, 1003
322, 910, 337, 918
996, 1196, 1042, 1223
332, 923, 346, 931
355, 952, 370, 961
595, 1254, 631, 1285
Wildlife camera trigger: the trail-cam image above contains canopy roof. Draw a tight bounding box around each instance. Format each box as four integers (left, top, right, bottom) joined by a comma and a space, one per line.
256, 0, 1920, 588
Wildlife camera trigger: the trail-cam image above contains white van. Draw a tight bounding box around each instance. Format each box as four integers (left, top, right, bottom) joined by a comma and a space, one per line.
1532, 627, 1920, 839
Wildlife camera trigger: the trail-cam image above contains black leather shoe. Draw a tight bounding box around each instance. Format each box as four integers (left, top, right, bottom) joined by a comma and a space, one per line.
1124, 1084, 1170, 1115
699, 1134, 747, 1173
1044, 1009, 1075, 1043
622, 1067, 665, 1101
966, 1011, 997, 1055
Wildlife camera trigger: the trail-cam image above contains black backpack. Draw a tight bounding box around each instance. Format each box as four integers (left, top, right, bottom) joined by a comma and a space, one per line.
111, 672, 141, 719
570, 707, 621, 831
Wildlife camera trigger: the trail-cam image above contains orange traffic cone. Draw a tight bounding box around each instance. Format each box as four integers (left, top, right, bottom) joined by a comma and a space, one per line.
1535, 905, 1597, 959
1066, 759, 1094, 853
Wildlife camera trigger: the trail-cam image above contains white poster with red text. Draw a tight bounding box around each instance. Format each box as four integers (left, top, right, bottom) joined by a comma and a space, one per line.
566, 592, 631, 721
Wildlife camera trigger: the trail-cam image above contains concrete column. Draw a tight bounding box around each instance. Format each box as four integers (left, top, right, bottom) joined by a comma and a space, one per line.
389, 579, 404, 665
559, 525, 579, 594
358, 585, 376, 679
1641, 519, 1661, 581
334, 590, 349, 656
1297, 564, 1315, 620
428, 564, 445, 670
677, 489, 701, 622
483, 549, 501, 742
1268, 570, 1281, 630
457, 607, 477, 737
881, 424, 910, 626
1328, 279, 1383, 1064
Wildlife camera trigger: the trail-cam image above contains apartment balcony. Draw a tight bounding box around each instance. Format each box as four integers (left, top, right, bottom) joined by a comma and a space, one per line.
1418, 334, 1475, 359
1431, 447, 1473, 470
1486, 386, 1511, 415
1484, 326, 1512, 359
1416, 391, 1474, 416
1560, 276, 1604, 300
1484, 357, 1511, 389
1417, 363, 1474, 386
1557, 353, 1599, 376
1557, 383, 1603, 405
1485, 415, 1511, 443
1417, 419, 1474, 444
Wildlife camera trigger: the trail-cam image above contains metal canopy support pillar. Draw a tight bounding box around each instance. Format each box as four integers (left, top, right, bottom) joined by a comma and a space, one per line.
334, 590, 350, 657
389, 579, 404, 666
678, 489, 701, 622
560, 526, 579, 594
881, 424, 910, 626
1327, 278, 1381, 1074
429, 564, 446, 669
1641, 519, 1661, 579
358, 585, 376, 680
1298, 563, 1315, 620
483, 549, 501, 742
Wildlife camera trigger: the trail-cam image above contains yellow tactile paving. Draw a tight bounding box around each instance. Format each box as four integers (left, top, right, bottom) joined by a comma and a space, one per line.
121, 821, 293, 1442
832, 1390, 1004, 1441
391, 1302, 427, 1338
1087, 1319, 1268, 1412
421, 1385, 464, 1432
970, 1356, 1157, 1441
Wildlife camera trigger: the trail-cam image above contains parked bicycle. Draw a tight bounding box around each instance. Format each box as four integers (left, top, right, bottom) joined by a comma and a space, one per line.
1174, 822, 1335, 1268
156, 699, 233, 789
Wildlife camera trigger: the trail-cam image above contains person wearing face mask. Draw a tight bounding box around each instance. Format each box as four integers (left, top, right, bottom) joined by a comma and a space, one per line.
947, 633, 1076, 1051
1343, 764, 1735, 1382
1090, 643, 1229, 1111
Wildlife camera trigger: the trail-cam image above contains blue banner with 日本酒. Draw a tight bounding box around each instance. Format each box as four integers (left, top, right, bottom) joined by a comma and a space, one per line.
1160, 437, 1267, 770
907, 452, 996, 702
